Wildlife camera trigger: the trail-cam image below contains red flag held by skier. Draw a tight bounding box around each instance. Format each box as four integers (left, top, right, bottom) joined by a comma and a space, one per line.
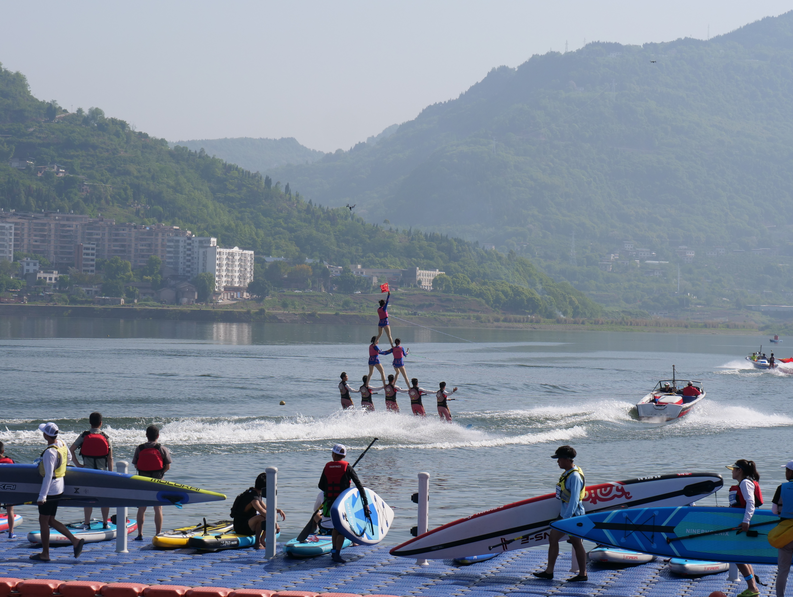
380, 283, 389, 293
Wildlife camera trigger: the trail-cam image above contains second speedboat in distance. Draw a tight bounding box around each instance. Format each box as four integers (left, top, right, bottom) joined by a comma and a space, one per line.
635, 367, 705, 421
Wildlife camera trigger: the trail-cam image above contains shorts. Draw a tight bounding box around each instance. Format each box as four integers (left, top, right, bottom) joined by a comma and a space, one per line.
137, 469, 165, 480
368, 358, 380, 366
411, 403, 426, 416
393, 358, 404, 368
83, 456, 109, 471
38, 493, 63, 516
233, 516, 254, 535
386, 400, 400, 413
378, 320, 388, 327
361, 401, 375, 411
341, 397, 354, 410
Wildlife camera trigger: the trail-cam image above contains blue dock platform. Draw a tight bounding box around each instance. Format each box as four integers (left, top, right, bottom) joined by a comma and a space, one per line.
0, 539, 782, 597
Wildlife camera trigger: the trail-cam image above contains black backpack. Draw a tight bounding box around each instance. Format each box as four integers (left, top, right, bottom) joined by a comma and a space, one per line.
230, 488, 257, 518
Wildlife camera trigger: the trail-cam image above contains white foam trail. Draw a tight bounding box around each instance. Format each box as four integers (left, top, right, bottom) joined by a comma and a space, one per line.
718, 359, 755, 370
677, 401, 793, 430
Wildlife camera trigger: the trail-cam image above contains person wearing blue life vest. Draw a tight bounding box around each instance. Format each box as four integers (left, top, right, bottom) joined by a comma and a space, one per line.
771, 460, 793, 597
533, 445, 588, 583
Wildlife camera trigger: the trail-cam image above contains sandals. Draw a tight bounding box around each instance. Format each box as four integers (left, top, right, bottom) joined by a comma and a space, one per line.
29, 553, 51, 562
567, 574, 589, 582
74, 538, 85, 558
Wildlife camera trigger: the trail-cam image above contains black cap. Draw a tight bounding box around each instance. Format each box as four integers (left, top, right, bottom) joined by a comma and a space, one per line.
551, 445, 577, 460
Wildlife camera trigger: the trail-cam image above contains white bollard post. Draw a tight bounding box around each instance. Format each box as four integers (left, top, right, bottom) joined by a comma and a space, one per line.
265, 467, 278, 559
416, 472, 430, 567
115, 460, 128, 553
728, 563, 739, 581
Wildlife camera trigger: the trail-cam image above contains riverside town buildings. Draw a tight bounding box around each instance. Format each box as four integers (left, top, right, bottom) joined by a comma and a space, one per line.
0, 211, 254, 290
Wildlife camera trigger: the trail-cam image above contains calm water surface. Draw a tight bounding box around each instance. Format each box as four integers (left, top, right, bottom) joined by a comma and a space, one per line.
1, 317, 791, 545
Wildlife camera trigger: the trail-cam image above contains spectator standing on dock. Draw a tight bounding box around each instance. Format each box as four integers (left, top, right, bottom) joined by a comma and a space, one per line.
32, 423, 84, 561
726, 459, 762, 597
0, 442, 16, 538
533, 445, 588, 582
69, 411, 114, 529
132, 425, 172, 541
318, 443, 369, 563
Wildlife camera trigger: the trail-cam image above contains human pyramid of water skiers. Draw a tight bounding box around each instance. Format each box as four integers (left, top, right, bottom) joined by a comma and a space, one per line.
337, 289, 458, 420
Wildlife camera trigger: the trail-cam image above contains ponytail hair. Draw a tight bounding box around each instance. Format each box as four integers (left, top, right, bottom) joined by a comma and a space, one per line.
735, 459, 760, 481
370, 336, 377, 344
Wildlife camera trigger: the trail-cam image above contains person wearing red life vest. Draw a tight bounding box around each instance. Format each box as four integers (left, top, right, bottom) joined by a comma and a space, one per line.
381, 338, 410, 387
374, 292, 394, 348
408, 378, 429, 416
727, 460, 763, 597
69, 412, 114, 529
359, 375, 383, 412
318, 443, 369, 564
338, 372, 360, 410
436, 381, 458, 422
132, 425, 172, 541
0, 441, 16, 538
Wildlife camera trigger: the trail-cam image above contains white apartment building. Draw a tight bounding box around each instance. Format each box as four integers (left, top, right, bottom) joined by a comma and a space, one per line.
0, 222, 13, 262
197, 245, 255, 289
74, 243, 96, 275
166, 235, 217, 279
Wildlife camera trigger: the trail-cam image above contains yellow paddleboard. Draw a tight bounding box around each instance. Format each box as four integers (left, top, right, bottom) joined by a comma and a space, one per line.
152, 519, 234, 549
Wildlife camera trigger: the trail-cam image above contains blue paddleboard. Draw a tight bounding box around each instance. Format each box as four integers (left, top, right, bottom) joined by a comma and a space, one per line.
330, 487, 394, 546
284, 533, 352, 558
551, 506, 781, 564
453, 553, 499, 565
27, 518, 137, 544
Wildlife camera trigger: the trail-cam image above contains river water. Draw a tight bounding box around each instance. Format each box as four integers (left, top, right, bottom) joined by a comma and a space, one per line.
1, 317, 791, 545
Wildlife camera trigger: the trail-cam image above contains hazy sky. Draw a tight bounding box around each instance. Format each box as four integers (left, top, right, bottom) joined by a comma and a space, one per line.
1, 1, 790, 152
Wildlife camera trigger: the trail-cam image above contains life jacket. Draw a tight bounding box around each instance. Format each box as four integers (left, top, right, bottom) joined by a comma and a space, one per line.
779, 482, 793, 519
409, 387, 423, 404
0, 456, 14, 464
556, 466, 586, 504
230, 487, 258, 518
80, 430, 110, 457
377, 304, 388, 322
136, 443, 165, 472
729, 479, 764, 508
384, 383, 396, 401
360, 385, 373, 402
436, 390, 448, 408
369, 344, 380, 358
322, 460, 350, 501
338, 381, 351, 400
392, 346, 406, 359
38, 442, 68, 478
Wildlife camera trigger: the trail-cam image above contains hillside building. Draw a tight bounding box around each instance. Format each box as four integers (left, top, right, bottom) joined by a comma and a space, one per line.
0, 222, 13, 262
166, 234, 254, 289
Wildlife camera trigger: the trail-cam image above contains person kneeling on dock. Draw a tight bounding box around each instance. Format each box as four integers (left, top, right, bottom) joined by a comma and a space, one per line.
319, 443, 369, 563
230, 472, 286, 550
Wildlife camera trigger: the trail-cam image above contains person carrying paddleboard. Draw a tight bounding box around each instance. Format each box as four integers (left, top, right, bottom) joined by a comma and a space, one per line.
374, 291, 394, 348
132, 425, 172, 541
382, 338, 410, 387
32, 422, 85, 562
359, 375, 382, 412
69, 411, 114, 530
726, 459, 763, 597
533, 445, 588, 583
338, 372, 360, 410
230, 472, 286, 550
771, 460, 793, 597
0, 441, 17, 538
436, 381, 457, 422
409, 378, 429, 416
318, 443, 369, 563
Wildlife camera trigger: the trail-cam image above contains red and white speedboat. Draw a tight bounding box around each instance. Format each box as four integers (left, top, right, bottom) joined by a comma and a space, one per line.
636, 367, 705, 421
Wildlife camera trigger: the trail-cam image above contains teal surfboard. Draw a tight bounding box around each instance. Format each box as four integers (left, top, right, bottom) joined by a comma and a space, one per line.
27, 517, 137, 544
551, 506, 780, 564
284, 533, 352, 558
330, 487, 394, 546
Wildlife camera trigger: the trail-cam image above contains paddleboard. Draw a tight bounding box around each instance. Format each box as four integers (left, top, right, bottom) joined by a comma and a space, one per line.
390, 472, 723, 559
0, 464, 226, 508
27, 518, 137, 545
550, 506, 780, 565
152, 519, 234, 549
0, 513, 22, 532
330, 487, 394, 546
453, 553, 499, 565
283, 533, 352, 558
669, 558, 729, 576
188, 530, 280, 551
588, 546, 655, 565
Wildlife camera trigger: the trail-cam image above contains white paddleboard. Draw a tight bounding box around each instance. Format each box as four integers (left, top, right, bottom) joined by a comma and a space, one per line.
330, 486, 394, 546
27, 518, 137, 544
588, 546, 655, 564
669, 559, 729, 576
390, 472, 722, 560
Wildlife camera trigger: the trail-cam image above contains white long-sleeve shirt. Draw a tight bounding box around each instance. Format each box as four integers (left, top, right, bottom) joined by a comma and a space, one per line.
38, 439, 67, 503
738, 478, 756, 525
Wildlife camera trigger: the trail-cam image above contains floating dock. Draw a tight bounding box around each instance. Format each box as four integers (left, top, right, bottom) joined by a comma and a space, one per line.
0, 540, 782, 597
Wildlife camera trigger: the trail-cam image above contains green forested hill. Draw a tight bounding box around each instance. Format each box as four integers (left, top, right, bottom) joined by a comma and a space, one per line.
270, 13, 793, 258
0, 62, 600, 318
170, 137, 325, 173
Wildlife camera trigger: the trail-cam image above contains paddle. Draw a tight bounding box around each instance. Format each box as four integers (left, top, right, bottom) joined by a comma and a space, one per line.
666, 519, 779, 543
295, 437, 379, 542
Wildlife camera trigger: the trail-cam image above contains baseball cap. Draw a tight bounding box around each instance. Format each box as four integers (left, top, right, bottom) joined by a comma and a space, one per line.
332, 444, 347, 456
781, 460, 793, 471
38, 422, 59, 436
551, 445, 576, 460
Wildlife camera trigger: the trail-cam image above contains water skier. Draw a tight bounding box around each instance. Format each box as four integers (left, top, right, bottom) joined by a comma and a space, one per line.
382, 338, 410, 387
367, 337, 388, 388
338, 372, 360, 410
436, 381, 457, 422
375, 292, 394, 347
383, 374, 407, 412
408, 378, 429, 416
360, 375, 382, 411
